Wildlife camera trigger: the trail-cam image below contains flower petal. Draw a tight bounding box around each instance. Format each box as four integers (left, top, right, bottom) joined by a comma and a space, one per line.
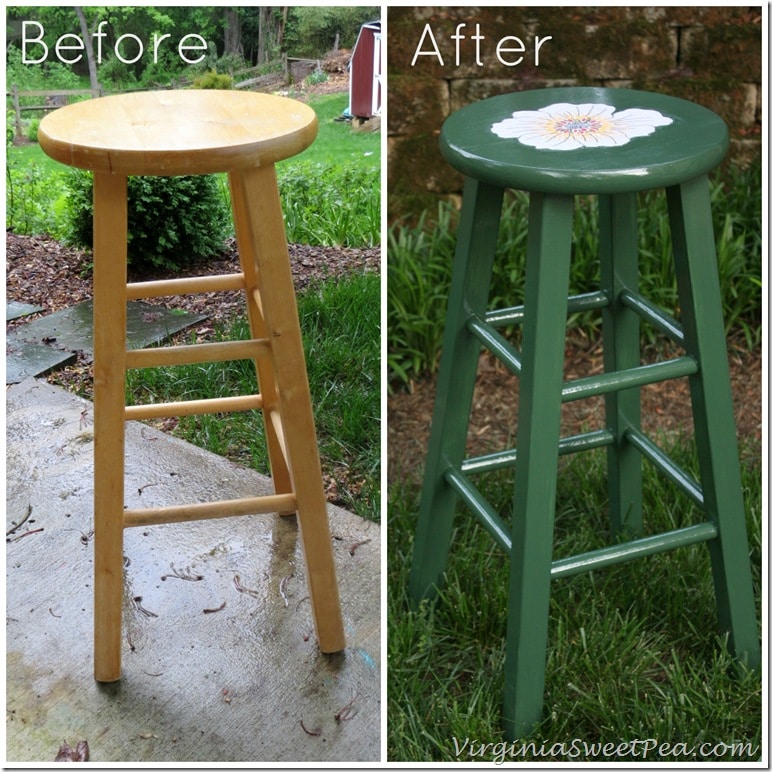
490, 101, 672, 151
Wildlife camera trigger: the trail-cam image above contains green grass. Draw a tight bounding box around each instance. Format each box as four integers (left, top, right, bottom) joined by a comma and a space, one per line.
387, 439, 762, 761
125, 271, 380, 522
295, 93, 379, 170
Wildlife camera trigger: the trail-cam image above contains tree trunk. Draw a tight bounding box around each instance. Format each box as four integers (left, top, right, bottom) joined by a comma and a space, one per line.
74, 7, 99, 92
223, 8, 243, 58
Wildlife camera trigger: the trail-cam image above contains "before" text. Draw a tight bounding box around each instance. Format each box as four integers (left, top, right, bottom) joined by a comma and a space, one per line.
21, 20, 208, 66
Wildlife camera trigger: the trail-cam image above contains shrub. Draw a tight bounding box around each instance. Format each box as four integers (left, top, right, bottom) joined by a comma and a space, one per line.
278, 162, 379, 247
6, 161, 63, 235
305, 69, 328, 86
27, 119, 40, 143
192, 69, 234, 89
63, 169, 230, 272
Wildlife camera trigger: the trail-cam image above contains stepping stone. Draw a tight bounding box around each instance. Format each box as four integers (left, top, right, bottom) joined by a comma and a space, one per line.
7, 301, 44, 321
6, 300, 208, 384
6, 337, 77, 384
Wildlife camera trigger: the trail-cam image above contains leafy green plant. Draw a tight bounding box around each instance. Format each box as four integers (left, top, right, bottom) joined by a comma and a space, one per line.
387, 164, 762, 390
278, 162, 379, 247
6, 161, 65, 235
63, 169, 230, 272
305, 69, 328, 86
26, 119, 40, 143
192, 69, 234, 89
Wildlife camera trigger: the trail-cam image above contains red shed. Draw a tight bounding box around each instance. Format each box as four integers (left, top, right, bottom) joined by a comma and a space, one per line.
348, 21, 382, 120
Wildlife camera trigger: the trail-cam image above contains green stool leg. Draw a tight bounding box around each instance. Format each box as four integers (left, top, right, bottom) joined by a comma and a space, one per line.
409, 178, 504, 601
667, 176, 760, 670
599, 193, 643, 537
503, 192, 574, 739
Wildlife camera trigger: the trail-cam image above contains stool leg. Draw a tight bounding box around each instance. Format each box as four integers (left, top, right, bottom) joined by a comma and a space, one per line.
409, 178, 504, 601
230, 165, 345, 653
228, 171, 293, 499
92, 172, 128, 682
503, 192, 574, 739
667, 177, 760, 670
599, 193, 643, 537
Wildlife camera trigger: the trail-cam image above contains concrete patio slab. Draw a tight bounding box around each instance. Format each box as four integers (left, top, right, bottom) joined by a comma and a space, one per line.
6, 377, 381, 764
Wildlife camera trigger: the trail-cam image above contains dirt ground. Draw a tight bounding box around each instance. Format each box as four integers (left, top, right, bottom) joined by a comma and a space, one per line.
387, 337, 762, 490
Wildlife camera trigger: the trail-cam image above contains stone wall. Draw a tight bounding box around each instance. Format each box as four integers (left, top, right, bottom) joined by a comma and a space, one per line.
387, 6, 762, 220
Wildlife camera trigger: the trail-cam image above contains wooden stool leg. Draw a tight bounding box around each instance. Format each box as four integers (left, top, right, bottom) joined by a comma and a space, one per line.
228, 171, 293, 499
599, 193, 643, 537
92, 172, 128, 682
409, 178, 504, 602
667, 177, 760, 670
503, 192, 574, 739
230, 165, 345, 653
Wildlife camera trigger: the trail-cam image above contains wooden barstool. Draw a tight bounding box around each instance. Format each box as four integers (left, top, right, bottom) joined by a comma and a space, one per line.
38, 90, 345, 682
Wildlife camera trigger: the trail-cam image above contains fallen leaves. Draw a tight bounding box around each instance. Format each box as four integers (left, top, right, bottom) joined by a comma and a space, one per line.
55, 739, 89, 762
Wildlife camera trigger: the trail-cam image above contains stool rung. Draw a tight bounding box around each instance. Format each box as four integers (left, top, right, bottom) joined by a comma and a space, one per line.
485, 291, 610, 328
126, 273, 247, 299
619, 289, 685, 346
126, 338, 271, 369
444, 466, 512, 552
445, 465, 717, 580
551, 522, 717, 580
125, 394, 263, 421
562, 356, 698, 403
467, 316, 522, 375
462, 428, 614, 474
124, 492, 297, 528
625, 427, 704, 507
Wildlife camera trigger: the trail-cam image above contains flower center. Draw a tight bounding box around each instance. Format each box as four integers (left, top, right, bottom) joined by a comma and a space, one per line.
552, 115, 603, 135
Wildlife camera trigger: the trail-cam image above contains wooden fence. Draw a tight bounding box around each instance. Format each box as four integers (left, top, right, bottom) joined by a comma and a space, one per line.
8, 85, 102, 140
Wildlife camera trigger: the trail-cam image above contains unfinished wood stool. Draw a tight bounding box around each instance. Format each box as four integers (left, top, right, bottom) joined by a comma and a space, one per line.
38, 90, 345, 682
409, 87, 759, 738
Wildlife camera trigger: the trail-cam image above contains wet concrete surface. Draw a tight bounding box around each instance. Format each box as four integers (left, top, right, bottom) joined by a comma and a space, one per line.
6, 300, 207, 384
6, 377, 381, 763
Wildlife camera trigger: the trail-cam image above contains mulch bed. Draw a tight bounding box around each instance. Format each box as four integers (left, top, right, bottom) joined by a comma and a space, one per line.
388, 338, 762, 490
6, 231, 379, 396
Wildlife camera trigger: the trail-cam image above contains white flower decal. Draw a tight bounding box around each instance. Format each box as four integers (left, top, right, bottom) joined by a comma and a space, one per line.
491, 102, 673, 151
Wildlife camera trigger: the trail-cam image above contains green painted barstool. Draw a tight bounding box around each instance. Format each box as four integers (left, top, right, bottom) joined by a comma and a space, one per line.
408, 87, 759, 739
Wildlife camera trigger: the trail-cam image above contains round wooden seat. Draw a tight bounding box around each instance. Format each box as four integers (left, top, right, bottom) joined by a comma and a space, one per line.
38, 90, 318, 176
440, 87, 728, 194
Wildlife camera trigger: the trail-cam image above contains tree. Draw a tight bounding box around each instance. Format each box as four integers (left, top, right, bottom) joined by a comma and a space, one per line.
74, 7, 99, 91
223, 8, 242, 58
257, 7, 287, 63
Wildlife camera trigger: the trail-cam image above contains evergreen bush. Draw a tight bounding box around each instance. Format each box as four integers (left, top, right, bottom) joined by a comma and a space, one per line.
63, 169, 230, 272
192, 69, 234, 89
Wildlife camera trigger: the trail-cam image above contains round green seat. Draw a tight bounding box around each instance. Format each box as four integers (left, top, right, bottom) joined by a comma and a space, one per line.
440, 87, 728, 194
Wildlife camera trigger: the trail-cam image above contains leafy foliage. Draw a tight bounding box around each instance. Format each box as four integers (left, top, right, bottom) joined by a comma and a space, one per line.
63, 170, 230, 272
278, 162, 380, 247
284, 6, 381, 58
192, 69, 234, 89
387, 163, 762, 389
